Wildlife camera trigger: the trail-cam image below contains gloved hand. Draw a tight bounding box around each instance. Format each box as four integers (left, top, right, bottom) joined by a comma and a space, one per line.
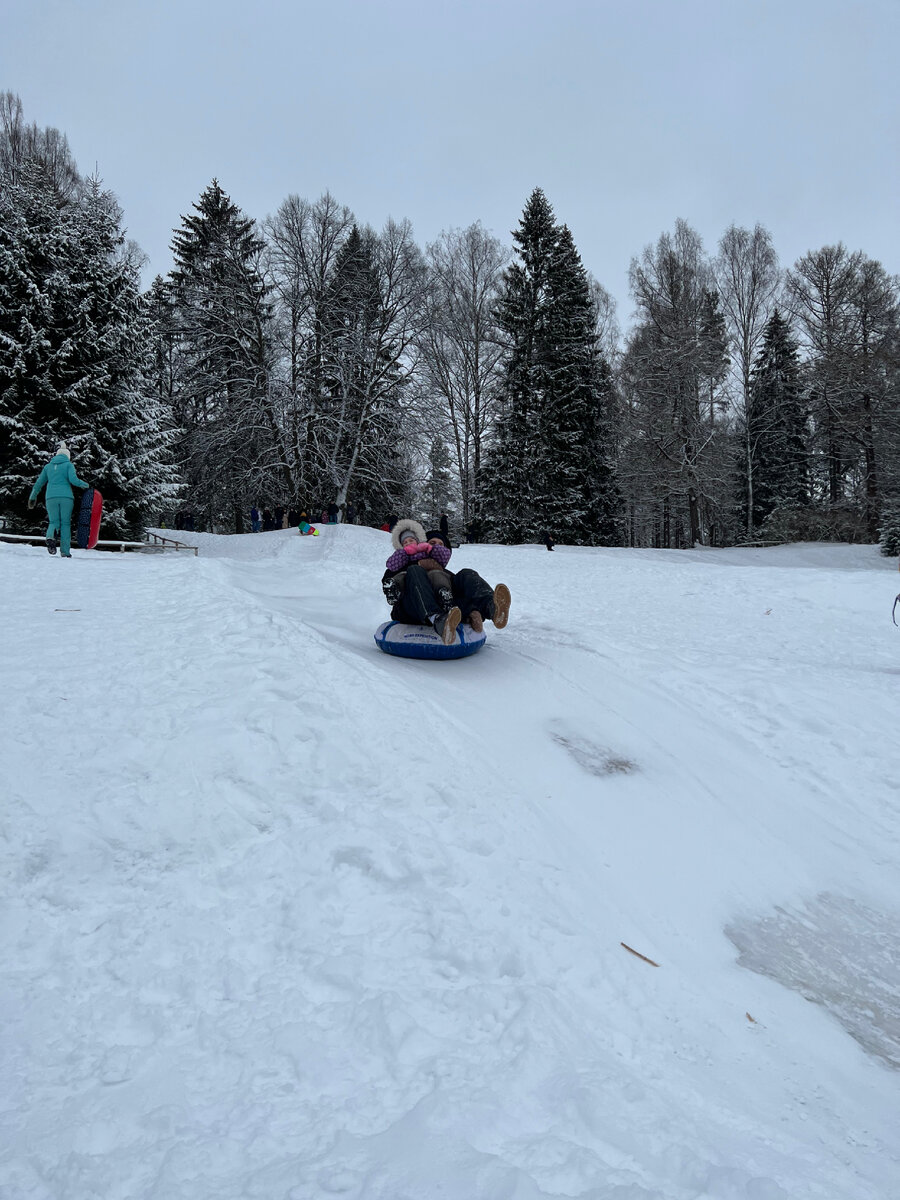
383, 578, 402, 605
28, 497, 36, 510
416, 542, 432, 554
403, 542, 418, 556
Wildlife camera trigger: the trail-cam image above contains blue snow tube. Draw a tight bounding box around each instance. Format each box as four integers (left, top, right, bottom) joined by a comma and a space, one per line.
374, 620, 486, 661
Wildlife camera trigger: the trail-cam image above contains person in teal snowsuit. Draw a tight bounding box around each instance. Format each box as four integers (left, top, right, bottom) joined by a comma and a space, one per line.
28, 442, 90, 556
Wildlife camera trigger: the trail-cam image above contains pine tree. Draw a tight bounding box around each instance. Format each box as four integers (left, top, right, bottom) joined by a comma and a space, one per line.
0, 168, 179, 536
878, 503, 900, 557
170, 180, 285, 530
0, 166, 75, 520
63, 181, 180, 537
540, 225, 621, 543
483, 189, 556, 542
744, 308, 808, 531
484, 190, 620, 544
423, 434, 454, 523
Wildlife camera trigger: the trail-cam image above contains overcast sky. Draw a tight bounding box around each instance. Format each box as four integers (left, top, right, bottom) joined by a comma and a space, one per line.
4, 0, 898, 327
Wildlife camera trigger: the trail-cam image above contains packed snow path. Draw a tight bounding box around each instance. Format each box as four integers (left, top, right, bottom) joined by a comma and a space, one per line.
3, 528, 899, 1200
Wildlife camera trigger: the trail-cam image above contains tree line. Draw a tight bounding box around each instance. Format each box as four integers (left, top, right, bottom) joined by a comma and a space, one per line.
2, 92, 898, 550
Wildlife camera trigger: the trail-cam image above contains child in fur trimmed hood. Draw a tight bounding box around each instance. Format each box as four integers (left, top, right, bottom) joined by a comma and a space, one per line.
382, 518, 461, 645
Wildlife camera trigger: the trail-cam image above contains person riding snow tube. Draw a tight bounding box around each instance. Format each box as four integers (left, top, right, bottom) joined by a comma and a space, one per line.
381, 519, 512, 646
382, 518, 460, 645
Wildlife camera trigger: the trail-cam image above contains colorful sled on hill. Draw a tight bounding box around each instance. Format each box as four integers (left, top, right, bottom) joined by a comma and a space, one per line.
374, 620, 486, 661
76, 488, 103, 550
298, 520, 320, 536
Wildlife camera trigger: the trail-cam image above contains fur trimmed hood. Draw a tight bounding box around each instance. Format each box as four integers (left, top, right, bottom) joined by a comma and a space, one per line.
391, 517, 427, 550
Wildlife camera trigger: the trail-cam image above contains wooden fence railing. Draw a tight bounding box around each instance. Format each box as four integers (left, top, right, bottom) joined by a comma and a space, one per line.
0, 531, 198, 556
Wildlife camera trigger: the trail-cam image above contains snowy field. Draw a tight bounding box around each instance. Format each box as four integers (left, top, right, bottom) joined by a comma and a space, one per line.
2, 526, 899, 1200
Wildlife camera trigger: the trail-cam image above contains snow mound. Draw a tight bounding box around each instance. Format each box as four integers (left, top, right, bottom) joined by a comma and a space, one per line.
3, 531, 899, 1199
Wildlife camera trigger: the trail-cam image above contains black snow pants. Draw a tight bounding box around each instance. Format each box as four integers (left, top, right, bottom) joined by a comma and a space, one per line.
451, 568, 495, 621
391, 563, 444, 624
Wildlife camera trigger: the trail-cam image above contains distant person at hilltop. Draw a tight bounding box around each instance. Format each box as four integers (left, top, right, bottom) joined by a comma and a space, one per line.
28, 441, 90, 558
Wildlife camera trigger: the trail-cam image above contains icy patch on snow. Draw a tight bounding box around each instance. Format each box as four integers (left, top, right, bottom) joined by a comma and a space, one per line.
549, 721, 637, 777
726, 893, 900, 1069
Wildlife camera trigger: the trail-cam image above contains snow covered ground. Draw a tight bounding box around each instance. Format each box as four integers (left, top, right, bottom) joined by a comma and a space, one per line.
2, 526, 899, 1200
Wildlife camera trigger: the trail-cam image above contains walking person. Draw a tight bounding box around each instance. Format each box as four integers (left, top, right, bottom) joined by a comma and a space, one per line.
250, 505, 261, 533
28, 441, 90, 557
439, 511, 450, 545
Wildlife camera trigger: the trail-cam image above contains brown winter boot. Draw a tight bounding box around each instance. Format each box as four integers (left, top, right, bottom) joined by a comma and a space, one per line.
468, 611, 484, 634
433, 606, 461, 646
491, 584, 511, 629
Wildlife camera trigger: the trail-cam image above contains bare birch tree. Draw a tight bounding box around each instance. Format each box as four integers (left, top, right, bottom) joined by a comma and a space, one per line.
418, 224, 508, 526
264, 193, 355, 499
714, 224, 781, 533
315, 219, 425, 517
622, 220, 730, 546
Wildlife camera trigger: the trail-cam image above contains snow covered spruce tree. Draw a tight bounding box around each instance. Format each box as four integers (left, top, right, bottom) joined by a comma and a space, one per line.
0, 148, 179, 537
422, 433, 454, 526
878, 503, 900, 557
741, 308, 809, 533
483, 189, 621, 545
169, 180, 288, 531
68, 181, 180, 538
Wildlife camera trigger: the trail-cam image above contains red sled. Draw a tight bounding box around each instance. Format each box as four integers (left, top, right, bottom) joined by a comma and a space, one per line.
76, 488, 103, 550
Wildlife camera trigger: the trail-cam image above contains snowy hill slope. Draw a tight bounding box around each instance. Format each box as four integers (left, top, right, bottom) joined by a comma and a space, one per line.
2, 528, 899, 1199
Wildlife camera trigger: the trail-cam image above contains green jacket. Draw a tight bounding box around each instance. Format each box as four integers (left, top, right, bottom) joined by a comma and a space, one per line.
30, 454, 89, 502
